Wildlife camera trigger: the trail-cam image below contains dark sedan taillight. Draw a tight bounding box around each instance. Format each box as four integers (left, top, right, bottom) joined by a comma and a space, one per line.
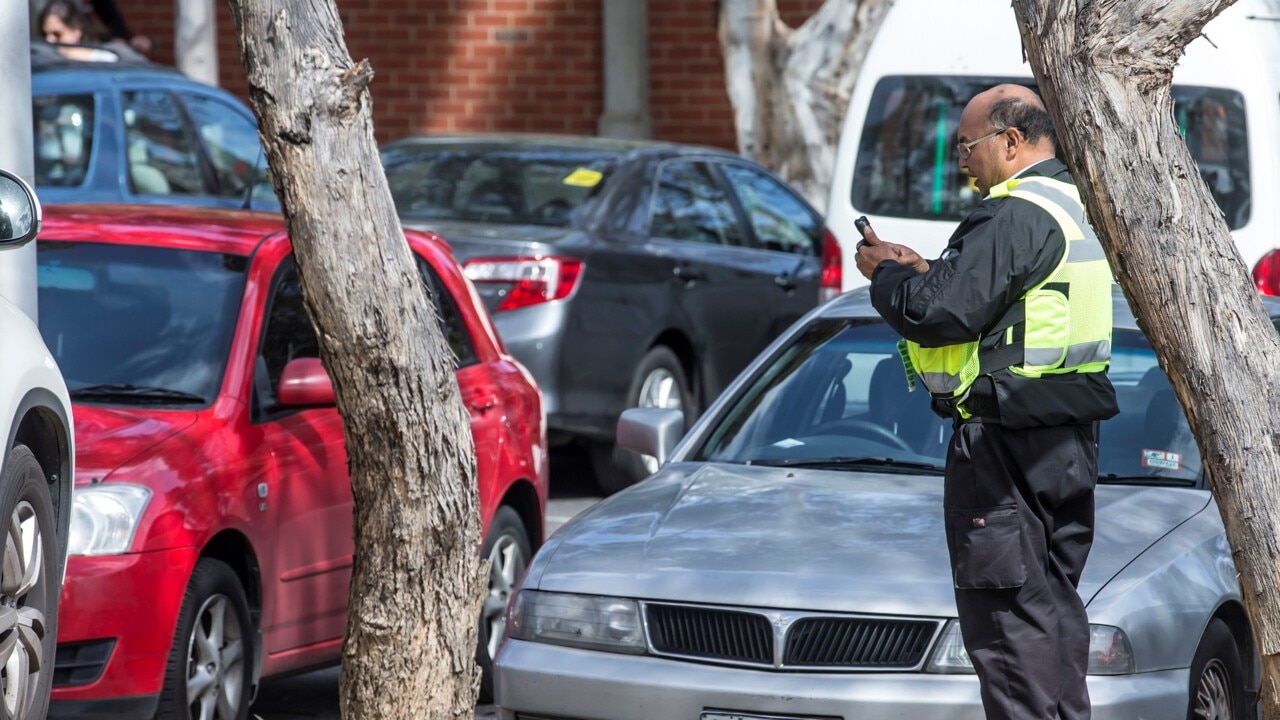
1252, 249, 1280, 296
463, 256, 584, 312
819, 227, 843, 303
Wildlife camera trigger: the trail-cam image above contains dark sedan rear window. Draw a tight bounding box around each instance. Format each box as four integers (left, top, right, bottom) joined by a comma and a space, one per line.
383, 146, 617, 227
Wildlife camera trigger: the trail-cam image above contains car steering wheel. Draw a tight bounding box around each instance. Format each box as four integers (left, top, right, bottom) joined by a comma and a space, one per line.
816, 418, 914, 453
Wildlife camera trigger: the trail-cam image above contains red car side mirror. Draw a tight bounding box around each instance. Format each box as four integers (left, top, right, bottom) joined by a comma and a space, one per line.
277, 358, 336, 407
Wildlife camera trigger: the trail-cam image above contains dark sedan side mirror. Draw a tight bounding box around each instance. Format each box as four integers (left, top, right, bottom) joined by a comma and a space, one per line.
0, 170, 40, 247
617, 408, 685, 466
277, 358, 336, 407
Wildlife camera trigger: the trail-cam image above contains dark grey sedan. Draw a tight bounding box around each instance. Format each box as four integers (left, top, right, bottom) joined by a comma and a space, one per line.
381, 135, 829, 492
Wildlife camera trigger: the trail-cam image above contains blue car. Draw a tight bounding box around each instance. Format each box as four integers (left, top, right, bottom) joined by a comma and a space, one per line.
31, 42, 278, 211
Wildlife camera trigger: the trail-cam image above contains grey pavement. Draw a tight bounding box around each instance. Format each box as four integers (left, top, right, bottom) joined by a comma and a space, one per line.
249, 446, 602, 720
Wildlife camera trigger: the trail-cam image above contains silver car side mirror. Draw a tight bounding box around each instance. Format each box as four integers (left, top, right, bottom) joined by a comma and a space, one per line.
0, 170, 40, 247
617, 408, 685, 467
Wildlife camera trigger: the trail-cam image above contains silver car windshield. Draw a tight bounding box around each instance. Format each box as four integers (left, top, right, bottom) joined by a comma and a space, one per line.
694, 319, 1203, 486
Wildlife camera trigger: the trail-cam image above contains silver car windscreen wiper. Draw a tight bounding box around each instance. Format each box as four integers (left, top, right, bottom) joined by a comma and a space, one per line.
1097, 473, 1198, 487
69, 383, 207, 404
745, 456, 945, 474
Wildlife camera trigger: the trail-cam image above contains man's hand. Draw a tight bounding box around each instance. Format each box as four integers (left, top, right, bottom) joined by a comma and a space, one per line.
854, 224, 930, 279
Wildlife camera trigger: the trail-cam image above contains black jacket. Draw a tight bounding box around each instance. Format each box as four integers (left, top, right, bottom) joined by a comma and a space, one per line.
869, 159, 1118, 428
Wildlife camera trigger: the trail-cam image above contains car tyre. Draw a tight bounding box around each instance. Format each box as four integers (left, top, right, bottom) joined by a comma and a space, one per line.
0, 446, 58, 720
476, 506, 531, 703
1187, 618, 1246, 720
593, 346, 694, 495
157, 558, 253, 720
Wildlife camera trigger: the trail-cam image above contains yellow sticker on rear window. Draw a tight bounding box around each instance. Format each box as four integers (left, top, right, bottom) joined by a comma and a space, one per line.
563, 168, 603, 187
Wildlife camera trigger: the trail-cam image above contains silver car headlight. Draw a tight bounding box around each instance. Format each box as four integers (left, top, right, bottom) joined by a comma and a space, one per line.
1086, 624, 1136, 675
925, 619, 974, 673
68, 484, 151, 556
505, 590, 645, 654
926, 619, 1136, 675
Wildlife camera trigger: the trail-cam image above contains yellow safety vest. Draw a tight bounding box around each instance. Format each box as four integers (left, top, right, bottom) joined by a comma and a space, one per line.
901, 176, 1112, 416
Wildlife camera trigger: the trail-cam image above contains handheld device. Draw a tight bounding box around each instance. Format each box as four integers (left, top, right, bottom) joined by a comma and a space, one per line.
854, 215, 872, 239
854, 215, 872, 248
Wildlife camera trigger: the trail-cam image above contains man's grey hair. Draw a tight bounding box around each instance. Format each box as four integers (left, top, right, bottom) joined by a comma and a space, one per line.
988, 96, 1057, 149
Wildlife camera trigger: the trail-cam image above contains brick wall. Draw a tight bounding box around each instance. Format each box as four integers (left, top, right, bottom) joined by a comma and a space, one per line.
109, 0, 821, 148
650, 0, 824, 149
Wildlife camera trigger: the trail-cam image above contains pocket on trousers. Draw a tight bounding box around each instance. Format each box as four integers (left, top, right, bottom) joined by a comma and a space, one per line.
947, 504, 1026, 589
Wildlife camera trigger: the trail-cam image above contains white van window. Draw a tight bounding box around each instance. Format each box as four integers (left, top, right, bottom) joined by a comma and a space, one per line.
852, 76, 1250, 229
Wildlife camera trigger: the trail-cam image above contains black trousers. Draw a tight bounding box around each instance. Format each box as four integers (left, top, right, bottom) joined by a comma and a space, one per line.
943, 422, 1097, 720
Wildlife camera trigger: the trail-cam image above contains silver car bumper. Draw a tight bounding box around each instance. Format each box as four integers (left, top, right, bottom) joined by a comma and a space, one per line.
495, 640, 1189, 719
492, 302, 567, 417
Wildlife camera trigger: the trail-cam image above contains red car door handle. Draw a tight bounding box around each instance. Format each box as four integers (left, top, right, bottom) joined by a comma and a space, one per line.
469, 398, 498, 414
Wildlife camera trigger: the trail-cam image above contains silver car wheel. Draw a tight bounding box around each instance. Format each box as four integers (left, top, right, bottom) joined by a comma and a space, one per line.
0, 500, 45, 720
1193, 657, 1233, 719
484, 532, 528, 659
638, 368, 683, 473
185, 595, 246, 720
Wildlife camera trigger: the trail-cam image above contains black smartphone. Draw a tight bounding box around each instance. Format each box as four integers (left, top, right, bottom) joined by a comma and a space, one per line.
854, 216, 872, 246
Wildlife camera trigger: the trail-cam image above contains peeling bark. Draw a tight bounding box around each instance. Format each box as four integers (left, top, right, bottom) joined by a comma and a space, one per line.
718, 0, 890, 210
1013, 0, 1280, 713
227, 1, 484, 718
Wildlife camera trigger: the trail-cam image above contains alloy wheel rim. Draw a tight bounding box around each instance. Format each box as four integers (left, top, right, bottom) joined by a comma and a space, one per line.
1193, 657, 1233, 719
638, 368, 683, 473
483, 534, 527, 658
185, 594, 245, 720
0, 500, 45, 720
638, 369, 682, 412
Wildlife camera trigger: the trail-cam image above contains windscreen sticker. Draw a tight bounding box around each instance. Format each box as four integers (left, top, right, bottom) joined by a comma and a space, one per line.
1142, 449, 1182, 471
562, 168, 603, 187
772, 438, 805, 449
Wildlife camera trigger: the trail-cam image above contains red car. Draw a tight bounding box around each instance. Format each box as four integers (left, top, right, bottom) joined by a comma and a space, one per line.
35, 205, 548, 719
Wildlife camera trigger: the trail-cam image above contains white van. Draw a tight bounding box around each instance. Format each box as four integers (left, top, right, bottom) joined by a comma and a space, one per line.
824, 0, 1280, 294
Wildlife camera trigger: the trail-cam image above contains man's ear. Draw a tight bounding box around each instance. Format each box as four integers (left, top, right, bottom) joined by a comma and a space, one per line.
1003, 127, 1023, 158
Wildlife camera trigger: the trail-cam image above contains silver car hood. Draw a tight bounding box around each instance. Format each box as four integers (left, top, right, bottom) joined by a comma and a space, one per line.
535, 463, 1211, 617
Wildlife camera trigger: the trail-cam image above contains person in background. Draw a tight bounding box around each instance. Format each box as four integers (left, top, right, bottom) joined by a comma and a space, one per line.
36, 0, 149, 62
38, 0, 116, 61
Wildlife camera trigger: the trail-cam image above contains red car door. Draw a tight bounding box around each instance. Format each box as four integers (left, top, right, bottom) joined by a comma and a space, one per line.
254, 257, 353, 653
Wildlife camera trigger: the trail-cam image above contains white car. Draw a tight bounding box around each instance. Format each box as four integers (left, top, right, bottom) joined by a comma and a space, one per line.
0, 169, 73, 719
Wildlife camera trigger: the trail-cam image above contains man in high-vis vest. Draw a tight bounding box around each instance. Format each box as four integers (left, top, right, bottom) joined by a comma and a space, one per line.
854, 84, 1118, 720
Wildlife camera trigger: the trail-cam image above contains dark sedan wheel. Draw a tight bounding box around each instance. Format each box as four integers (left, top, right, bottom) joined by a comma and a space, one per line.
0, 446, 58, 720
476, 507, 531, 703
157, 559, 253, 720
1188, 618, 1246, 720
594, 346, 694, 495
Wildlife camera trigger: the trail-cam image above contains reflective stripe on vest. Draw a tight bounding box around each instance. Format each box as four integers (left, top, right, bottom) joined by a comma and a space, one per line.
902, 175, 1113, 402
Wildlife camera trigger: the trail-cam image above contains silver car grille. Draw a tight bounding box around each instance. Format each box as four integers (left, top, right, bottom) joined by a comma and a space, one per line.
643, 602, 942, 671
783, 616, 937, 668
646, 603, 773, 665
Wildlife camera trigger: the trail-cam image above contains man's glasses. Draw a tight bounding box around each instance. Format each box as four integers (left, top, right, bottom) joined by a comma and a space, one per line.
956, 128, 1007, 159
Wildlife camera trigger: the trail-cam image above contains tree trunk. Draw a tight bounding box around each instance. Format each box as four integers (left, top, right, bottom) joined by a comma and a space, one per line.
1012, 0, 1280, 713
176, 0, 218, 86
226, 2, 484, 718
718, 0, 890, 211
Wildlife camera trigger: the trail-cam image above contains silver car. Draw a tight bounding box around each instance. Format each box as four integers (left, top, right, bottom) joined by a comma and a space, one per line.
494, 288, 1268, 720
